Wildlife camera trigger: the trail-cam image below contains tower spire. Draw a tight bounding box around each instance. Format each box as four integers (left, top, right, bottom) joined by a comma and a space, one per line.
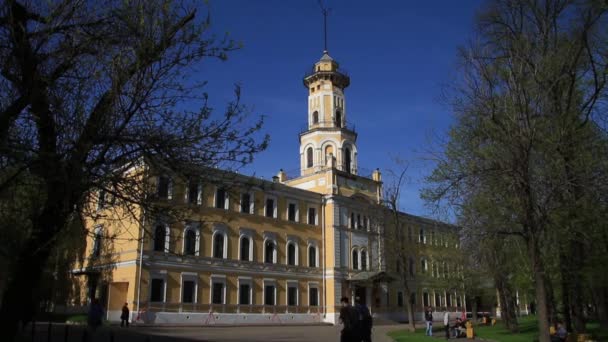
318, 0, 331, 52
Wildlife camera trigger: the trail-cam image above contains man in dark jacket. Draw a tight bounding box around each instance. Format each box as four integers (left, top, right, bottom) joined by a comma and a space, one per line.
355, 297, 373, 342
120, 303, 130, 327
339, 297, 359, 342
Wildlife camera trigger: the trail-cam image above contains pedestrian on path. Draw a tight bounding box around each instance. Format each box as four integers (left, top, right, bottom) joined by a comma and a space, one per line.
425, 307, 433, 336
339, 297, 358, 342
121, 302, 130, 327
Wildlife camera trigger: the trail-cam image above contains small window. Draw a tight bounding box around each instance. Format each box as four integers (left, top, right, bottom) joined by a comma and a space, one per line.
288, 203, 297, 222
335, 110, 342, 128
420, 258, 428, 273
306, 147, 313, 168
157, 176, 170, 199
288, 243, 296, 266
184, 230, 197, 255
398, 292, 404, 307
435, 293, 442, 307
215, 188, 227, 209
239, 284, 251, 305
92, 228, 102, 257
419, 228, 425, 244
213, 233, 225, 259
264, 285, 275, 305
423, 292, 430, 307
187, 179, 200, 205
312, 111, 319, 124
309, 287, 319, 306
265, 198, 275, 218
447, 293, 452, 307
265, 241, 276, 264
409, 257, 415, 277
150, 278, 164, 302
352, 250, 359, 270
357, 215, 361, 229
344, 147, 351, 173
308, 245, 317, 267
212, 282, 224, 304
182, 280, 195, 303
240, 193, 251, 214
350, 213, 355, 229
240, 237, 251, 261
308, 207, 317, 225
288, 286, 298, 306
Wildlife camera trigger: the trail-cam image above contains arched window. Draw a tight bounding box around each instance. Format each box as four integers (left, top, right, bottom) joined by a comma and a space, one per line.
420, 258, 428, 273
361, 250, 367, 270
240, 236, 251, 261
312, 111, 319, 124
335, 110, 342, 128
184, 230, 196, 256
92, 227, 102, 257
419, 228, 426, 244
287, 243, 296, 266
352, 249, 359, 270
308, 245, 317, 267
306, 147, 313, 168
154, 224, 166, 252
213, 233, 225, 259
265, 241, 276, 264
344, 147, 351, 173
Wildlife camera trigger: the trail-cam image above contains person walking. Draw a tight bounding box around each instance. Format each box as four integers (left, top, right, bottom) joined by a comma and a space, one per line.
120, 302, 130, 327
355, 297, 372, 342
339, 297, 358, 342
443, 310, 450, 340
425, 307, 434, 336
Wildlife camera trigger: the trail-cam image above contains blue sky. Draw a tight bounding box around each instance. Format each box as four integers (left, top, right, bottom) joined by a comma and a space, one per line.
195, 1, 480, 219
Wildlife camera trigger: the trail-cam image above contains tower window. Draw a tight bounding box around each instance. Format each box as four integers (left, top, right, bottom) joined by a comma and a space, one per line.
306, 147, 313, 168
335, 110, 342, 128
344, 147, 351, 173
312, 111, 319, 124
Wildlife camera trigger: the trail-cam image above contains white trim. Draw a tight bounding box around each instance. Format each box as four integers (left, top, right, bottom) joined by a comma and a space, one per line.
240, 192, 254, 214
149, 271, 168, 303
211, 225, 229, 259
264, 195, 277, 218
286, 280, 299, 307
180, 273, 198, 304
286, 199, 299, 222
210, 275, 227, 305
182, 222, 200, 256
263, 279, 277, 306
238, 231, 254, 262
285, 236, 299, 266
237, 277, 253, 306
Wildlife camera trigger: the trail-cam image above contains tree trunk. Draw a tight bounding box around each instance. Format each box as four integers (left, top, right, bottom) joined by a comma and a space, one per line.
559, 249, 573, 332
529, 235, 551, 342
405, 293, 416, 332
472, 297, 478, 322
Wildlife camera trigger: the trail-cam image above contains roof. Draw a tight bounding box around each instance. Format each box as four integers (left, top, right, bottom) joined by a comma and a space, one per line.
320, 51, 334, 62
347, 271, 396, 284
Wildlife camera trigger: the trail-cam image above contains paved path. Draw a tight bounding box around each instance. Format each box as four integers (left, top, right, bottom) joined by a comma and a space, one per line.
29, 323, 403, 342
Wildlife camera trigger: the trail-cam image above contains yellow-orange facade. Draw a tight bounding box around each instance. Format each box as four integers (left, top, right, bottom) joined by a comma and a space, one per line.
71, 51, 464, 325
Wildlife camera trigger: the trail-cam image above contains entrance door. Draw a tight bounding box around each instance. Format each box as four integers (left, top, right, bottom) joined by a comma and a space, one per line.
108, 282, 129, 321
355, 286, 366, 305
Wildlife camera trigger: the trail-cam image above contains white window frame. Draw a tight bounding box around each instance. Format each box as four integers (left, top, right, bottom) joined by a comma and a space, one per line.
211, 225, 228, 259
182, 222, 200, 256
285, 236, 299, 266
307, 281, 320, 309
240, 192, 254, 214
263, 232, 278, 264
360, 248, 368, 271
209, 274, 227, 305
185, 178, 202, 205
238, 228, 254, 262
263, 279, 277, 306
92, 225, 103, 257
152, 222, 170, 253
214, 186, 229, 210
421, 258, 428, 273
180, 272, 198, 304
351, 247, 359, 270
264, 195, 277, 219
237, 276, 253, 306
307, 205, 318, 225
286, 200, 299, 222
149, 271, 168, 303
157, 175, 173, 200
419, 227, 426, 244
286, 280, 299, 307
308, 241, 319, 268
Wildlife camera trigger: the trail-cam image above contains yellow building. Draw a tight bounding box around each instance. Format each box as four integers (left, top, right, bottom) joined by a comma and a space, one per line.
71, 50, 464, 325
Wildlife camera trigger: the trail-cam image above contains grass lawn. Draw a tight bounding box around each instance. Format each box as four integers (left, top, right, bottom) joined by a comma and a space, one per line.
387, 316, 608, 342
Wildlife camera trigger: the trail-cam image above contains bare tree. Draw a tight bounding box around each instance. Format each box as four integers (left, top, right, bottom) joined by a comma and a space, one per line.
0, 0, 268, 339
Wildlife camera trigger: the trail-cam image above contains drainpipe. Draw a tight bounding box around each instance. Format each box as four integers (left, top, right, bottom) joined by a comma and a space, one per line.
135, 208, 146, 319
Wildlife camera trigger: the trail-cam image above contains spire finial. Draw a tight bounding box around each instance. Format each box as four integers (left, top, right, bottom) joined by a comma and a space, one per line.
318, 0, 331, 53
